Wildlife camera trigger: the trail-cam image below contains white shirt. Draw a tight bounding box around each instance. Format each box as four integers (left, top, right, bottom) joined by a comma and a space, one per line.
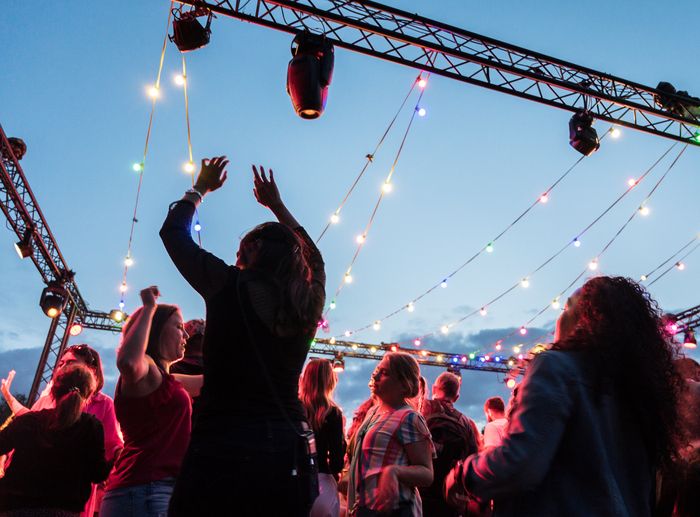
483, 417, 508, 448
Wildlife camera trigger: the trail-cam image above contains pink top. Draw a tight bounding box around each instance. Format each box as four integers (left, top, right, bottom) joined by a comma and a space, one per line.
106, 372, 191, 490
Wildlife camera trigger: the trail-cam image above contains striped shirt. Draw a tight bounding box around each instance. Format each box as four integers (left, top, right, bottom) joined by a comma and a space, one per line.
348, 404, 434, 516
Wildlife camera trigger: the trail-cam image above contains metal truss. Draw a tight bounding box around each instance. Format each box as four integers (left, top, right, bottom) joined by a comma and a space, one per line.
175, 0, 699, 145
311, 338, 515, 374
675, 305, 700, 331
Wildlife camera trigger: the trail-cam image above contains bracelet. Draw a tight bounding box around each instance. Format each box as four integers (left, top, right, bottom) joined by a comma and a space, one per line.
185, 188, 204, 203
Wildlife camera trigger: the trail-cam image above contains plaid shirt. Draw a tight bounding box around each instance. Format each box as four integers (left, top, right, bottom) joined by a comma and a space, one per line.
348, 404, 434, 516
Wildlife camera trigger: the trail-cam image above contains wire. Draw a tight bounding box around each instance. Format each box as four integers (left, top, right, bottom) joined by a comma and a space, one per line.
642, 234, 699, 281
648, 242, 700, 287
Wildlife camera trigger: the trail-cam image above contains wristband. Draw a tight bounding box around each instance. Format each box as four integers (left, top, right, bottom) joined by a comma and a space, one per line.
185, 188, 204, 203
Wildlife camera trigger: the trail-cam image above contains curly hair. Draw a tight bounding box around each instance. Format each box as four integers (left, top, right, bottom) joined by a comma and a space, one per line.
553, 276, 684, 467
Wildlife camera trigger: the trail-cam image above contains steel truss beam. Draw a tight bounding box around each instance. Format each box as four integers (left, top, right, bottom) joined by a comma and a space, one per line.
675, 305, 700, 331
176, 0, 699, 145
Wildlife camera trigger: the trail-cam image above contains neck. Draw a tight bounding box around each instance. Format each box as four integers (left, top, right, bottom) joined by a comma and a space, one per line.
379, 399, 405, 412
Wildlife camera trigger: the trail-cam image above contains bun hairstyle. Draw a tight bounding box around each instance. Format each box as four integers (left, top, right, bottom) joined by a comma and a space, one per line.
49, 364, 96, 431
239, 222, 321, 335
122, 304, 179, 368
384, 352, 421, 399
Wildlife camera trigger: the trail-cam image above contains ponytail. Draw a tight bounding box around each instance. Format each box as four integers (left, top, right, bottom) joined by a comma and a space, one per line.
50, 389, 84, 431
49, 364, 95, 431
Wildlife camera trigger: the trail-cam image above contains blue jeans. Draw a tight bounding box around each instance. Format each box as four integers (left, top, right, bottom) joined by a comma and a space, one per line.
100, 478, 176, 517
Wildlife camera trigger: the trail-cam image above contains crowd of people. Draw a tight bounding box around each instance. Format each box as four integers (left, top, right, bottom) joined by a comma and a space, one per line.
0, 156, 699, 516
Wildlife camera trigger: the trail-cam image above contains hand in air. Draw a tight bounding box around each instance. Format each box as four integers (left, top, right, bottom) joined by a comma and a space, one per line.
194, 156, 229, 194
252, 165, 283, 209
1, 370, 16, 404
140, 286, 160, 308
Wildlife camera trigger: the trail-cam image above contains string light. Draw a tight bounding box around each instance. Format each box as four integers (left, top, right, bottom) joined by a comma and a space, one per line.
479, 307, 487, 316
417, 107, 427, 117
344, 330, 352, 337
417, 78, 427, 88
183, 161, 196, 174
119, 301, 125, 309
373, 320, 382, 331
441, 325, 449, 334
329, 336, 336, 344
381, 181, 393, 193
407, 302, 415, 312
610, 127, 621, 139
355, 234, 366, 244
147, 85, 160, 99
193, 221, 202, 232
640, 275, 648, 281
495, 343, 502, 351
132, 162, 144, 172
573, 238, 581, 247
329, 300, 337, 310
344, 273, 353, 284
440, 279, 448, 288
627, 178, 637, 187
520, 277, 530, 288
519, 326, 527, 335
588, 258, 599, 271
486, 242, 494, 253
119, 283, 128, 293
551, 298, 561, 310
676, 261, 686, 271
124, 256, 134, 267
413, 338, 421, 346
174, 74, 186, 86
639, 205, 650, 216
539, 193, 549, 203
330, 213, 340, 224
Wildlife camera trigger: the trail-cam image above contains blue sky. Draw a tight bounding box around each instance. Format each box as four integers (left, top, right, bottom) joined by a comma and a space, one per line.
1, 1, 699, 424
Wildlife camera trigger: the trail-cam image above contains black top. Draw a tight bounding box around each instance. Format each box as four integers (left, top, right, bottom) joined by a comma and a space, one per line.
314, 406, 346, 475
160, 200, 325, 424
0, 410, 110, 512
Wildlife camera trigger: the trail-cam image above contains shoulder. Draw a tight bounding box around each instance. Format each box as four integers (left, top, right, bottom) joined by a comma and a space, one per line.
529, 349, 580, 379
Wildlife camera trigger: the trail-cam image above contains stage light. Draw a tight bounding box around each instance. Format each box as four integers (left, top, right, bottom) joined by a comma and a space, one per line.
109, 309, 125, 323
69, 323, 83, 336
569, 111, 600, 156
370, 346, 377, 353
390, 344, 398, 352
683, 330, 697, 349
519, 326, 527, 335
332, 355, 345, 373
40, 282, 68, 318
14, 228, 33, 259
287, 32, 334, 119
437, 354, 444, 362
495, 343, 502, 351
421, 349, 428, 356
506, 378, 517, 389
170, 9, 213, 53
414, 338, 421, 346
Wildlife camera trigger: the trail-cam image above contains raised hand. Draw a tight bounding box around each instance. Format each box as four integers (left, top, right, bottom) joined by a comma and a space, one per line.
252, 165, 283, 209
1, 370, 16, 405
140, 286, 160, 308
194, 156, 229, 195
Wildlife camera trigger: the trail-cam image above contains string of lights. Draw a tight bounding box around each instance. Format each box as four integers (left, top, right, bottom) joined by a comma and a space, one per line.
336, 128, 616, 339
487, 144, 688, 353
323, 74, 429, 319
316, 74, 423, 242
384, 141, 679, 347
648, 242, 700, 287
116, 5, 173, 316
640, 234, 699, 282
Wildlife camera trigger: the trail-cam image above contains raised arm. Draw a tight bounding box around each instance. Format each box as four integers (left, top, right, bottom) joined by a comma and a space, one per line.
1, 371, 29, 417
116, 287, 160, 389
160, 157, 232, 300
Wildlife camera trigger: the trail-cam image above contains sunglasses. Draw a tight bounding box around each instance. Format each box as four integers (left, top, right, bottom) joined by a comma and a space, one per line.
65, 344, 98, 367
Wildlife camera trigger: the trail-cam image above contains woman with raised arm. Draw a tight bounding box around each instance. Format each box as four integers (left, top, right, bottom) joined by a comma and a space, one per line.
160, 157, 326, 516
100, 286, 194, 517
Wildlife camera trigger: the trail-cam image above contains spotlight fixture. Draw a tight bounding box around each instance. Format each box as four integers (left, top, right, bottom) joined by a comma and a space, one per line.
332, 355, 345, 373
39, 281, 68, 318
654, 82, 700, 118
69, 323, 83, 336
109, 309, 125, 323
287, 32, 334, 119
683, 330, 697, 349
170, 8, 213, 53
569, 110, 600, 156
14, 228, 34, 259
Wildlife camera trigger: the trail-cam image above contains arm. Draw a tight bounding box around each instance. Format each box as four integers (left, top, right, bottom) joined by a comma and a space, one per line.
86, 418, 112, 483
159, 157, 232, 300
116, 287, 160, 389
1, 371, 29, 416
97, 396, 124, 462
172, 374, 204, 398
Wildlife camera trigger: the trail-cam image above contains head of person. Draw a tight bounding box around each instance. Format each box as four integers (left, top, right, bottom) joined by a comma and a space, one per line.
122, 304, 187, 370
183, 319, 205, 358
433, 371, 461, 403
484, 396, 505, 422
49, 364, 96, 431
55, 344, 104, 394
236, 222, 320, 335
552, 276, 683, 466
370, 352, 421, 407
299, 358, 338, 432
675, 357, 700, 381
7, 137, 26, 160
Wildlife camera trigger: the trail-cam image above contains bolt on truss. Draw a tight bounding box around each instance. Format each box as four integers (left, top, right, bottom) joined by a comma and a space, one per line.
176, 0, 700, 145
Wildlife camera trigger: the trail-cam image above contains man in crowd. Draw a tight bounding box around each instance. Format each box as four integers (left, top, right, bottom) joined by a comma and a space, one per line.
483, 396, 508, 448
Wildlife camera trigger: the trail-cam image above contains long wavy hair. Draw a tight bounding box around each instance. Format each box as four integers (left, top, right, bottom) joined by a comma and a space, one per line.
299, 358, 339, 433
122, 304, 179, 369
49, 364, 95, 431
552, 276, 684, 466
239, 222, 322, 335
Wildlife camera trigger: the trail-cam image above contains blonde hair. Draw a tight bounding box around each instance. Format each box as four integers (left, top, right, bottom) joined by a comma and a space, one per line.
385, 352, 421, 399
299, 358, 339, 432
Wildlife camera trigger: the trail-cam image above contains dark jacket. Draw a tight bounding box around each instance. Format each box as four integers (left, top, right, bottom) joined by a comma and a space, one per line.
463, 350, 655, 517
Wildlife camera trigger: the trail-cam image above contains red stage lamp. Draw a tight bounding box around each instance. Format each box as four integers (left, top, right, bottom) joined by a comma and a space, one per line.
287, 32, 334, 119
683, 330, 697, 349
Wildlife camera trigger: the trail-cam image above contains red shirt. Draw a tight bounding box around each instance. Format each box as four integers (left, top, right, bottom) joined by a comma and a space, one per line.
107, 372, 191, 490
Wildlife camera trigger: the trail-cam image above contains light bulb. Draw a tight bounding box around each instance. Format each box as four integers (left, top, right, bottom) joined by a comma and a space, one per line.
174, 74, 186, 86
329, 300, 337, 310
588, 259, 599, 271
344, 330, 352, 337
486, 242, 494, 253
119, 301, 125, 309
521, 278, 530, 288
356, 234, 366, 244
132, 162, 143, 172
495, 343, 502, 351
381, 181, 393, 193
610, 127, 621, 139
640, 275, 648, 281
551, 298, 561, 310
352, 344, 358, 350
414, 338, 421, 347
573, 238, 581, 247
519, 326, 527, 335
183, 161, 196, 174
479, 307, 487, 316
506, 378, 517, 389
441, 325, 449, 334
344, 273, 353, 284
373, 321, 381, 331
124, 256, 134, 267
417, 107, 427, 117
417, 78, 427, 88
513, 345, 521, 353
441, 279, 448, 288
639, 205, 650, 216
147, 85, 160, 99
119, 283, 128, 293
539, 193, 549, 204
437, 354, 444, 362
484, 355, 490, 361
330, 213, 340, 224
627, 178, 637, 187
676, 262, 686, 271
420, 349, 428, 356
370, 346, 377, 353
407, 302, 415, 312
194, 222, 202, 232
329, 336, 336, 345
469, 353, 476, 360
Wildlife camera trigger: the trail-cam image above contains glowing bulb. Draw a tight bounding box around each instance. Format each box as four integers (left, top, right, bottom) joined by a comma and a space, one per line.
373, 320, 381, 331
414, 338, 421, 347
518, 354, 524, 360
519, 326, 527, 336
132, 162, 144, 172
147, 85, 160, 99
407, 302, 415, 313
46, 307, 60, 318
194, 222, 202, 232
495, 343, 502, 351
69, 323, 83, 336
513, 345, 521, 353
420, 349, 428, 356
627, 178, 637, 187
119, 283, 128, 293
521, 278, 530, 288
461, 356, 467, 363
344, 330, 352, 337
639, 205, 650, 216
124, 256, 134, 267
539, 193, 549, 204
330, 213, 340, 224
551, 298, 561, 310
381, 181, 393, 193
390, 345, 398, 353
329, 300, 337, 310
441, 325, 449, 334
610, 127, 621, 139
119, 301, 125, 309
329, 336, 336, 344
573, 238, 581, 247
370, 346, 378, 353
417, 78, 427, 88
508, 359, 515, 366
486, 242, 494, 253
441, 279, 448, 288
676, 262, 686, 271
640, 275, 648, 281
351, 344, 358, 350
588, 259, 599, 271
437, 354, 444, 362
183, 161, 196, 174
356, 234, 366, 244
506, 378, 517, 389
174, 74, 186, 86
479, 307, 487, 316
344, 273, 353, 284
417, 107, 427, 117
484, 355, 490, 361
469, 352, 476, 360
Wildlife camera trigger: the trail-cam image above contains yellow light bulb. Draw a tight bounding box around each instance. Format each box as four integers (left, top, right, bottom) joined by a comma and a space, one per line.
441, 325, 449, 334
329, 337, 336, 345
344, 273, 353, 284
183, 161, 196, 174
124, 256, 134, 267
147, 85, 160, 99
610, 127, 621, 139
521, 278, 530, 288
356, 234, 366, 244
373, 321, 381, 331
407, 302, 415, 312
174, 74, 186, 86
330, 213, 340, 224
382, 181, 393, 193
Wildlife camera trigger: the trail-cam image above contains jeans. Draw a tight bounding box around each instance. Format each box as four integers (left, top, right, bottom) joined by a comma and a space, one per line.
168, 418, 317, 516
100, 478, 176, 517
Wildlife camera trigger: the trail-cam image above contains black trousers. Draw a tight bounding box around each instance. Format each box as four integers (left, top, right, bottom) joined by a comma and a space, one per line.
168, 418, 318, 516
